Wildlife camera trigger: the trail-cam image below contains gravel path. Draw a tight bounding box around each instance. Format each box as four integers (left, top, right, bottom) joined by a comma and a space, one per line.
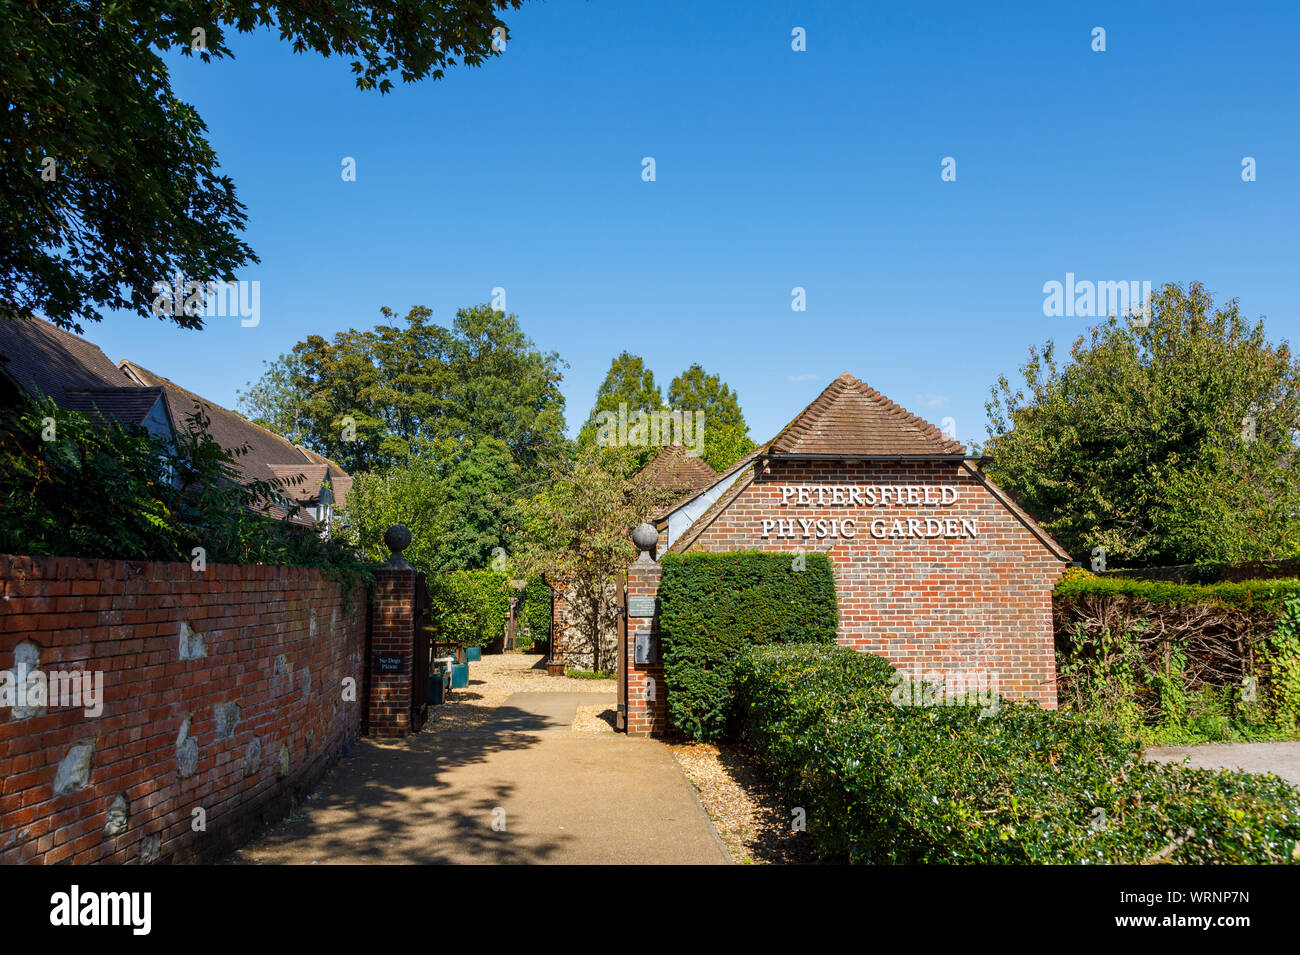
669, 741, 815, 864
423, 653, 616, 733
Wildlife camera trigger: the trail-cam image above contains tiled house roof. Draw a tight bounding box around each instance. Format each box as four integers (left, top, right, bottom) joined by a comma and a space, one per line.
0, 314, 135, 403
638, 443, 717, 492
119, 360, 351, 517
636, 443, 720, 522
61, 386, 172, 428
0, 314, 351, 530
768, 373, 966, 457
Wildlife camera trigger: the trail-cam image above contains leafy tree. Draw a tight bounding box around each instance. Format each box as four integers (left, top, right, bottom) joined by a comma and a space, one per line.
341, 437, 523, 575
2, 0, 524, 332
984, 282, 1300, 566
577, 355, 756, 471
668, 363, 756, 471
238, 304, 567, 478
519, 445, 675, 672
576, 352, 662, 450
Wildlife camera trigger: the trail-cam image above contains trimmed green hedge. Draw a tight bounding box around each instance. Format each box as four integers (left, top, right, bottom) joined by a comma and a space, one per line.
426, 570, 510, 649
658, 551, 838, 741
1055, 568, 1300, 612
735, 644, 1300, 864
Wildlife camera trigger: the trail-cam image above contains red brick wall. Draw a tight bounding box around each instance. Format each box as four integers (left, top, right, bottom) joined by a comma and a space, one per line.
624, 460, 1065, 734
0, 554, 366, 864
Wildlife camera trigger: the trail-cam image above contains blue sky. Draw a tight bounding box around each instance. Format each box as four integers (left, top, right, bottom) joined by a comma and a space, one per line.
84, 0, 1300, 450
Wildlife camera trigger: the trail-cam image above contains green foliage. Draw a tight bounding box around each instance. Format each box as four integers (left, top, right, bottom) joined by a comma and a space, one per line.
519, 445, 675, 672
983, 282, 1300, 566
1054, 572, 1300, 612
342, 438, 522, 575
239, 305, 567, 477
658, 551, 839, 741
667, 363, 757, 471
1268, 593, 1300, 731
426, 570, 510, 650
519, 578, 553, 651
0, 395, 371, 590
735, 644, 1300, 864
576, 355, 756, 471
2, 1, 523, 332
575, 352, 662, 459
1055, 575, 1300, 742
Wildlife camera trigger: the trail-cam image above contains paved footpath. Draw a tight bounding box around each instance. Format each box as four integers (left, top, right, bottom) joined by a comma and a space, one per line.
231, 690, 729, 865
1144, 741, 1300, 786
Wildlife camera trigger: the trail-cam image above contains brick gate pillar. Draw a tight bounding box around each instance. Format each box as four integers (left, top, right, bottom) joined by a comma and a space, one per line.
367, 525, 417, 738
625, 524, 667, 736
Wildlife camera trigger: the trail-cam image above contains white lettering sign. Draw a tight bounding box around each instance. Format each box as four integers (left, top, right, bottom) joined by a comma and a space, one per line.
762, 485, 977, 539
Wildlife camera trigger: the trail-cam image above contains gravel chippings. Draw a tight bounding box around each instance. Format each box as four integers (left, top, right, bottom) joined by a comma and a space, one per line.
422, 653, 616, 733
572, 704, 617, 734
668, 742, 817, 865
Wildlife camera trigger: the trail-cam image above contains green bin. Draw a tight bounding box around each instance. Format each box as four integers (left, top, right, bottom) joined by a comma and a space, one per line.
450, 662, 469, 688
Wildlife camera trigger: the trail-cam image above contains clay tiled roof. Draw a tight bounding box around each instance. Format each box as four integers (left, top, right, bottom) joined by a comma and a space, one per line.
637, 443, 718, 494
768, 373, 965, 458
666, 374, 1059, 556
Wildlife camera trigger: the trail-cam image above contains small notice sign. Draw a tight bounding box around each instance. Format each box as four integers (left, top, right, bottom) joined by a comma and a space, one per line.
374, 652, 406, 674
628, 596, 657, 618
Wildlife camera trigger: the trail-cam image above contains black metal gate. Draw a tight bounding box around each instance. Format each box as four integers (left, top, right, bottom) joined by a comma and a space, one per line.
411, 571, 430, 732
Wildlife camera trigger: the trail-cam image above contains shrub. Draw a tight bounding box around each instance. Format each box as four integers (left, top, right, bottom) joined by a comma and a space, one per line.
735, 643, 1300, 864
519, 578, 553, 651
658, 551, 838, 741
426, 570, 510, 650
0, 394, 371, 591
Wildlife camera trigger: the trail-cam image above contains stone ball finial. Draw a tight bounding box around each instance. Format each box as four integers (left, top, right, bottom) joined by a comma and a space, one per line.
384, 525, 412, 555
632, 523, 658, 554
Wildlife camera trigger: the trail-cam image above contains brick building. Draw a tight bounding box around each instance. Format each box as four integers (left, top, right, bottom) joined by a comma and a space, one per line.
623, 374, 1070, 736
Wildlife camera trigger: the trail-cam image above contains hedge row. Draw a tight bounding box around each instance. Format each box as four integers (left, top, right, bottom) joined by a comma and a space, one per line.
1055, 566, 1300, 611
735, 643, 1300, 864
658, 551, 839, 741
1054, 568, 1300, 738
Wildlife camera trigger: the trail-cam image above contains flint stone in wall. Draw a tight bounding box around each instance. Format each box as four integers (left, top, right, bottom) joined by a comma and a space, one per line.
273, 653, 291, 686
12, 640, 43, 720
104, 794, 129, 837
214, 701, 240, 740
243, 737, 262, 777
178, 621, 206, 660
53, 738, 96, 794
176, 715, 198, 778
138, 832, 161, 864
